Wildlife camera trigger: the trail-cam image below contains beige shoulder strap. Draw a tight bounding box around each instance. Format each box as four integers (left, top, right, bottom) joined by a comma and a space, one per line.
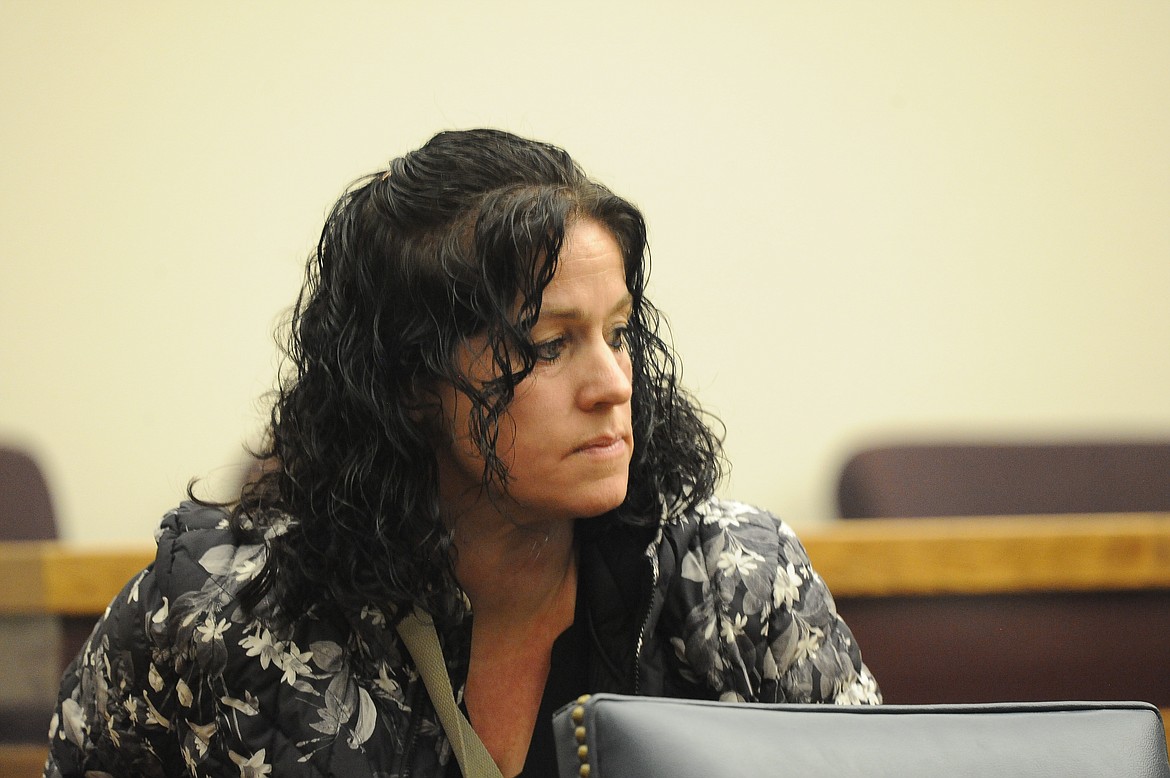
396, 607, 505, 778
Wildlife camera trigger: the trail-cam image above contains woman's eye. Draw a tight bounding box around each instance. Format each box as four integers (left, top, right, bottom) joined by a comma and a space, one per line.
534, 338, 565, 362
609, 326, 629, 352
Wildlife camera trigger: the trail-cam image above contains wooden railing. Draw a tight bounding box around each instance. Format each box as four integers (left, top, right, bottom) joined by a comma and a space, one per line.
0, 542, 154, 616
3, 513, 1169, 616
799, 511, 1170, 596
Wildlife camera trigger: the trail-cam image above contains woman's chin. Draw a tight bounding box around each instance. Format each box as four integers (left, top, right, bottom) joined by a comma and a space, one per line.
569, 484, 630, 520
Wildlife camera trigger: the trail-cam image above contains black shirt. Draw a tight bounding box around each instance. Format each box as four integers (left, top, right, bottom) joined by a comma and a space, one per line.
516, 610, 589, 777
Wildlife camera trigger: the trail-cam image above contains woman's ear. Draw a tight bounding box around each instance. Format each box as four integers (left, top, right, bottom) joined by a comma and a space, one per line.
406, 379, 455, 446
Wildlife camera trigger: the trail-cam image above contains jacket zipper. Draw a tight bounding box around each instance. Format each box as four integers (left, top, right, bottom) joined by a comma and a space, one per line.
399, 681, 425, 778
631, 529, 662, 695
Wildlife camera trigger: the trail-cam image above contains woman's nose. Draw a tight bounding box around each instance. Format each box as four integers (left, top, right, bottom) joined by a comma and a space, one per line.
577, 340, 633, 409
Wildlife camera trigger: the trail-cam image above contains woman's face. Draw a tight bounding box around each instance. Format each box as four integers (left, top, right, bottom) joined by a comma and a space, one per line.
436, 218, 635, 525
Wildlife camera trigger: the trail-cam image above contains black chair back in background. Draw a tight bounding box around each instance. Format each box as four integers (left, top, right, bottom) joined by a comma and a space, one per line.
837, 440, 1170, 519
0, 444, 61, 746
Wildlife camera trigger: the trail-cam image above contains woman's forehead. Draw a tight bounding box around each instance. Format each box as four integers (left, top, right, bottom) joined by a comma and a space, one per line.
514, 219, 629, 323
541, 221, 626, 295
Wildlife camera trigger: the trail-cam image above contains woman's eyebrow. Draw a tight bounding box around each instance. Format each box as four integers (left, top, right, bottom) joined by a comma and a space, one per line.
539, 292, 634, 323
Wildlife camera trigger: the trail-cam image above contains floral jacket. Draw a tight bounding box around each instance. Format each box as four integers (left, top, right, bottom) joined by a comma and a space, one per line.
46, 499, 880, 777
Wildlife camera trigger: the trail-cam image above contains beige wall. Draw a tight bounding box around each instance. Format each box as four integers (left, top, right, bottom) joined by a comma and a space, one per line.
2, 1, 1168, 542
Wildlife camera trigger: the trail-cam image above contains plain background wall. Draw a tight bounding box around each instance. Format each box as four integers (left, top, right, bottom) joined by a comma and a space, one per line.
2, 1, 1168, 543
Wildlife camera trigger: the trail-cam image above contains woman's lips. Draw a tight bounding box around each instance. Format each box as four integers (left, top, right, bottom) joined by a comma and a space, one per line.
574, 435, 628, 458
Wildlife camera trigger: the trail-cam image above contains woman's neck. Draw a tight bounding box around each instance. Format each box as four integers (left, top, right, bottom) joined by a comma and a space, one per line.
441, 489, 580, 778
450, 507, 577, 631
437, 463, 579, 625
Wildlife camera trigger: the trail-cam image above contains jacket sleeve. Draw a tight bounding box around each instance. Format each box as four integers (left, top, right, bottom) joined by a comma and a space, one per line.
676, 499, 881, 705
763, 513, 882, 705
45, 564, 181, 778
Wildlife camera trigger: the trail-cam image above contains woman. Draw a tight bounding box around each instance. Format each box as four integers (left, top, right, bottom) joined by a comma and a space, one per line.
47, 129, 880, 778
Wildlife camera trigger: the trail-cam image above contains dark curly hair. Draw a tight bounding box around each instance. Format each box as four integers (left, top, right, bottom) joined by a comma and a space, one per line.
233, 129, 723, 623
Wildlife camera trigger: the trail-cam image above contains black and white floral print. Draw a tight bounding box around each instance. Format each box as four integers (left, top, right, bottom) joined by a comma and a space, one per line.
46, 499, 878, 777
46, 504, 440, 777
662, 500, 879, 705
